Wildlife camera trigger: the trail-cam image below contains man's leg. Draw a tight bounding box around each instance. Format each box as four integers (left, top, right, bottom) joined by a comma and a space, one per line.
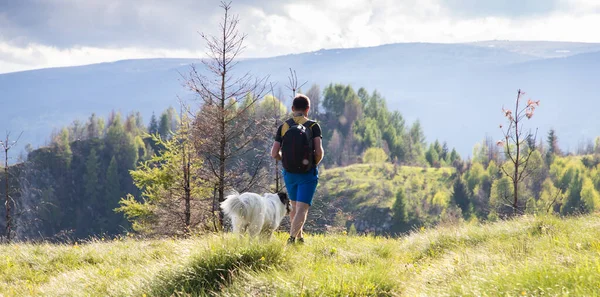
289, 201, 298, 235
283, 173, 299, 243
291, 180, 318, 239
290, 201, 310, 239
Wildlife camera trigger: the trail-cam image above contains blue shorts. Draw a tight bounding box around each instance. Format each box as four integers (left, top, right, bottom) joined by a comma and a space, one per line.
283, 168, 319, 206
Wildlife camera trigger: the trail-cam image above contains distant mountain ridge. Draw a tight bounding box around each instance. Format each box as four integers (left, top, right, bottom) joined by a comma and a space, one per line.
470, 40, 600, 58
2, 41, 599, 157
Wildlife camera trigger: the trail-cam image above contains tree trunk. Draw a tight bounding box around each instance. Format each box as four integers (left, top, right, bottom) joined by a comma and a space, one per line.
218, 141, 225, 229
513, 91, 521, 215
4, 147, 10, 242
212, 186, 219, 232
218, 85, 226, 228
183, 146, 191, 234
217, 8, 228, 230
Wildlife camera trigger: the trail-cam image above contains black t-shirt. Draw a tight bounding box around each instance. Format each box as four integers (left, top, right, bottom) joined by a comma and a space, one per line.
274, 117, 322, 143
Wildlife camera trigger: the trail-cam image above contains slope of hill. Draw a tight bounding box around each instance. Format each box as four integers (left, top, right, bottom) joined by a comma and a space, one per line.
2, 215, 599, 296
2, 41, 600, 157
310, 163, 455, 234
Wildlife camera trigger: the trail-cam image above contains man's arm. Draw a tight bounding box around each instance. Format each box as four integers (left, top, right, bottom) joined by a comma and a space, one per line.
271, 141, 282, 160
271, 124, 283, 160
314, 137, 324, 165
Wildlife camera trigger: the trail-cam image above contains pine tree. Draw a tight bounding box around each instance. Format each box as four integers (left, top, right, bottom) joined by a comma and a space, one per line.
451, 177, 470, 218
158, 112, 170, 139
55, 128, 72, 167
83, 148, 100, 208
433, 140, 443, 156
407, 120, 426, 164
97, 117, 106, 138
425, 144, 440, 167
117, 114, 208, 235
87, 113, 99, 139
392, 188, 408, 232
106, 113, 124, 154
547, 129, 560, 155
104, 156, 120, 226
357, 87, 369, 106
449, 148, 460, 163
82, 148, 101, 230
441, 142, 449, 162
148, 113, 159, 135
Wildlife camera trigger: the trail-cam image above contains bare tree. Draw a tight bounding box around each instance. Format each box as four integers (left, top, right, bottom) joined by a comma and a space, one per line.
497, 90, 540, 214
286, 68, 308, 98
306, 84, 321, 121
1, 131, 22, 243
187, 1, 269, 229
178, 103, 194, 234
269, 83, 284, 193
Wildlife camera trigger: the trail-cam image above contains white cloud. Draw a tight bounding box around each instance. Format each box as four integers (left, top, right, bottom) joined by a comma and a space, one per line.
243, 0, 600, 55
0, 42, 205, 73
1, 0, 600, 74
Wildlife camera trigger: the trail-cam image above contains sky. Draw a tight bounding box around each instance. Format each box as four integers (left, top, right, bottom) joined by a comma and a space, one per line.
1, 0, 600, 74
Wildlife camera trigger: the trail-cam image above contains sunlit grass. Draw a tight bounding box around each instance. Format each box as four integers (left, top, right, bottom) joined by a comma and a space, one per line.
320, 163, 455, 210
2, 215, 600, 296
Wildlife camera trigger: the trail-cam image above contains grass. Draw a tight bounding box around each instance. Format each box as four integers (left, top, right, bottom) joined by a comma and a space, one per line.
319, 163, 454, 210
3, 215, 600, 296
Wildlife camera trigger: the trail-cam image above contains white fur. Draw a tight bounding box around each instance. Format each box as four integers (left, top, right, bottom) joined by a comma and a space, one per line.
220, 192, 288, 238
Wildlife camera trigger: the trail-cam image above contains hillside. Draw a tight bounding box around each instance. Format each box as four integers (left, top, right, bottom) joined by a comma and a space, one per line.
2, 215, 600, 296
312, 164, 455, 234
2, 41, 600, 157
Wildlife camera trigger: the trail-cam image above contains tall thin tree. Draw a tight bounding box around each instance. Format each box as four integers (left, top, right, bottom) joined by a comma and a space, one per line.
1, 131, 22, 242
270, 82, 283, 193
187, 1, 269, 229
306, 84, 321, 121
179, 103, 194, 234
497, 89, 540, 214
286, 68, 307, 98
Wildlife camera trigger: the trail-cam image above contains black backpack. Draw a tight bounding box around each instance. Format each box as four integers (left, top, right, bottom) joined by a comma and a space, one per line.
281, 118, 316, 173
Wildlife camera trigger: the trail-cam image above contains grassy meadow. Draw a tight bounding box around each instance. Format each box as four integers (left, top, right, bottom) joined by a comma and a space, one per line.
320, 163, 455, 210
2, 214, 600, 296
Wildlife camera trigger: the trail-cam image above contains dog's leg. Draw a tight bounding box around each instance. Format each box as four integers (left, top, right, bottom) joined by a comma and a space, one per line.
247, 221, 263, 238
231, 217, 246, 235
259, 227, 274, 241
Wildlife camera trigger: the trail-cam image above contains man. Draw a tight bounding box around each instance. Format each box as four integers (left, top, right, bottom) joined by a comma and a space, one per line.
271, 94, 324, 244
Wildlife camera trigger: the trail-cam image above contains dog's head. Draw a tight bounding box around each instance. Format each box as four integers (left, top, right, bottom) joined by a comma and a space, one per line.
277, 192, 292, 215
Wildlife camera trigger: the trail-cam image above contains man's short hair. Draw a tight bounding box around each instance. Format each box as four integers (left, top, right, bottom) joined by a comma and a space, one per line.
292, 94, 310, 111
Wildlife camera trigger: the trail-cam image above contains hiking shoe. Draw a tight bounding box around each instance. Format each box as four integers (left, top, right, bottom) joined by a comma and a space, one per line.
287, 237, 296, 245
297, 238, 305, 244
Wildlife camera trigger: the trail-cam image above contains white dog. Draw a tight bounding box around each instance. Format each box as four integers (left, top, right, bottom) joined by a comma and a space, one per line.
220, 192, 291, 238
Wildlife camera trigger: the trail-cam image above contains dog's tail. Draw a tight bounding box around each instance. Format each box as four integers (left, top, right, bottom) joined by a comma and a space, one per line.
220, 192, 248, 220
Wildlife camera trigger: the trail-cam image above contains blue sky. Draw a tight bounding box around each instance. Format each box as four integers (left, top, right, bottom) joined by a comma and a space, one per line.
1, 0, 599, 73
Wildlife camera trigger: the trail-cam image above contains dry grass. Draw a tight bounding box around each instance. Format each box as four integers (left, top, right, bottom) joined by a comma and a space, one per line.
2, 215, 600, 296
